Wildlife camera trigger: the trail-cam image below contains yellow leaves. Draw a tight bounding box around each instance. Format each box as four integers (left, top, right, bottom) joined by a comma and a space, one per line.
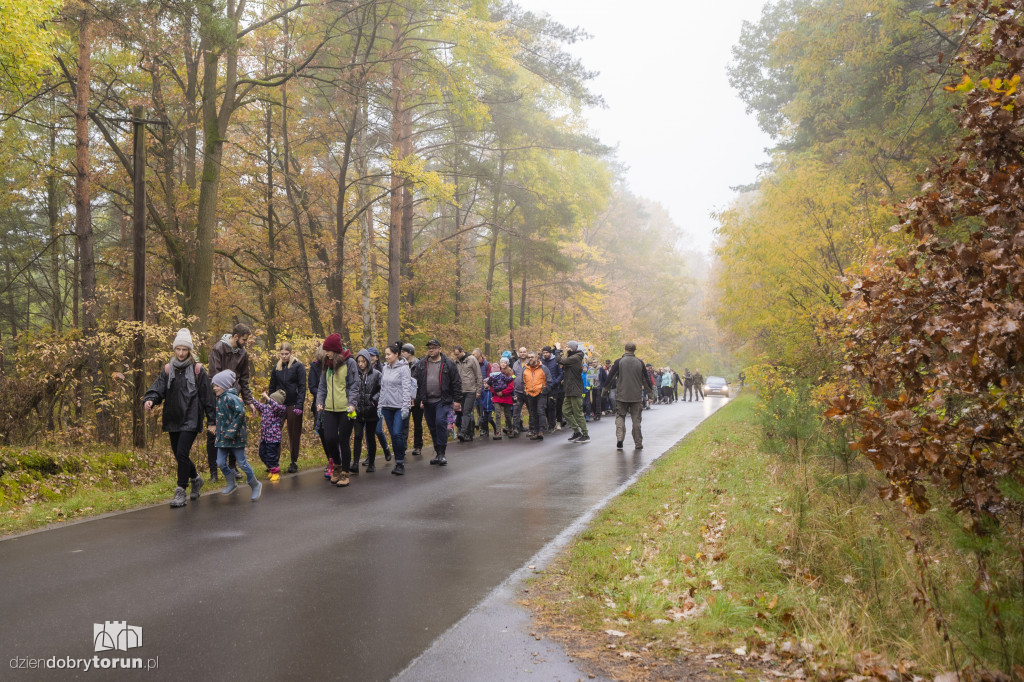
0, 0, 64, 91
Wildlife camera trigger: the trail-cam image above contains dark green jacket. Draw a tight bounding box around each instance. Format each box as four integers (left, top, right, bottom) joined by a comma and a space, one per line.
557, 350, 586, 398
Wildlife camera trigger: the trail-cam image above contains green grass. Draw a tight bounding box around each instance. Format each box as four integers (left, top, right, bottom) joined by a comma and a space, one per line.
529, 393, 1020, 676
0, 438, 327, 538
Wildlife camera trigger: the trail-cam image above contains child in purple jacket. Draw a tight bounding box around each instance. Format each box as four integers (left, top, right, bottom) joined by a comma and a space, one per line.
254, 390, 299, 482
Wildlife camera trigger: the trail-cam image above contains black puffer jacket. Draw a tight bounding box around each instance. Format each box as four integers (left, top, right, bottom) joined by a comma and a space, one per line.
143, 361, 216, 432
349, 351, 382, 421
269, 358, 306, 407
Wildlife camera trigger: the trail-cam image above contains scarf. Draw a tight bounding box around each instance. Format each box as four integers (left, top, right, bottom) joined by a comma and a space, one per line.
168, 356, 197, 394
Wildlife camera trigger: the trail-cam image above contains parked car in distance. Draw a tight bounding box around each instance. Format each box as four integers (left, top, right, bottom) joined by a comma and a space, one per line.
704, 376, 729, 397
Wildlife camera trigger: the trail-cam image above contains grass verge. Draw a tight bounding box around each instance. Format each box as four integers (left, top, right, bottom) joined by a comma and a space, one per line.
528, 393, 1017, 680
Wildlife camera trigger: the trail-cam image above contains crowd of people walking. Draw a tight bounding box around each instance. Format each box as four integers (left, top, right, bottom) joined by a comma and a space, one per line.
143, 324, 722, 507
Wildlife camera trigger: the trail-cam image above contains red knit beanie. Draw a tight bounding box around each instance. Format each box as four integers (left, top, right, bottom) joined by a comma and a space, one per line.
323, 333, 344, 354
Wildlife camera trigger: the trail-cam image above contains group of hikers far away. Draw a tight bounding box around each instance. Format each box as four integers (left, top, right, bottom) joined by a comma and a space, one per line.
143, 325, 729, 508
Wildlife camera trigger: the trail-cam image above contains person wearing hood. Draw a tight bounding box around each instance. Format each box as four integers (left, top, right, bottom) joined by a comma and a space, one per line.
557, 341, 590, 443
363, 347, 393, 465
143, 328, 216, 508
268, 341, 306, 473
211, 369, 262, 501
378, 341, 415, 475
350, 349, 382, 472
204, 323, 254, 480
315, 333, 358, 487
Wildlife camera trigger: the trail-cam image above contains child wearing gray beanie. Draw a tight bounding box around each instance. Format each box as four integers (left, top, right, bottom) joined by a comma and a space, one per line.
211, 370, 262, 501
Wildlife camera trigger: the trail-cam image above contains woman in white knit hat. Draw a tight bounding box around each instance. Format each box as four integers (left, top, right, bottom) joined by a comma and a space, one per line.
142, 328, 217, 508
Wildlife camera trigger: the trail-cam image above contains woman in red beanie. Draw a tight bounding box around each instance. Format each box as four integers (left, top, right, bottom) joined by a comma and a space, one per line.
315, 334, 358, 487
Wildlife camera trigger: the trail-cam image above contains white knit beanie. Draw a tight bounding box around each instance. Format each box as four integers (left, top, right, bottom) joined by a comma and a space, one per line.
172, 328, 194, 351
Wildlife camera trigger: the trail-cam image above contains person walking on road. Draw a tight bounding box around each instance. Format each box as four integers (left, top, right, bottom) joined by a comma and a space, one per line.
308, 344, 336, 479
412, 339, 462, 466
350, 350, 382, 472
454, 345, 482, 442
211, 369, 262, 501
523, 352, 548, 440
692, 370, 705, 401
315, 334, 357, 487
683, 368, 694, 402
268, 341, 306, 473
511, 346, 530, 433
557, 341, 590, 443
364, 348, 394, 464
143, 328, 216, 508
253, 390, 289, 481
402, 343, 425, 457
487, 357, 516, 439
541, 346, 563, 431
204, 323, 254, 480
378, 342, 415, 475
604, 342, 654, 450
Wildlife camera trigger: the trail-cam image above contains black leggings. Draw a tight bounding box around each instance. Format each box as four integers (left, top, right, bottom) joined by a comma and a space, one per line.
321, 410, 353, 471
169, 431, 199, 489
353, 419, 379, 465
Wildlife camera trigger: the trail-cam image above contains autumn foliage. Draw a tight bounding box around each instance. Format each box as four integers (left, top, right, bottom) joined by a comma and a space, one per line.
830, 1, 1024, 537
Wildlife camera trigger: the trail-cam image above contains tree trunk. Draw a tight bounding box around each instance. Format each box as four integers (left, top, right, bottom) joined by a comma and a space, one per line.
280, 85, 324, 337
506, 236, 514, 350
357, 89, 374, 348
74, 12, 111, 442
482, 152, 505, 357
47, 121, 62, 332
264, 92, 277, 349
386, 25, 404, 342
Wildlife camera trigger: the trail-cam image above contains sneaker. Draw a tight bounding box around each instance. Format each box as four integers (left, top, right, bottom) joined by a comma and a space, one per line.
189, 475, 204, 500
492, 434, 502, 440
170, 487, 187, 508
287, 462, 298, 474
269, 472, 281, 483
577, 435, 591, 443
555, 423, 563, 431
366, 464, 375, 473
616, 441, 623, 450
361, 458, 369, 467
411, 448, 422, 457
392, 462, 405, 475
568, 432, 581, 442
383, 449, 392, 462
348, 466, 359, 476
436, 455, 447, 466
429, 456, 440, 465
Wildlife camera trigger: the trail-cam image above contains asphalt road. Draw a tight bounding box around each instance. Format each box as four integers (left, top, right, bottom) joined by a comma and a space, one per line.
1, 397, 727, 681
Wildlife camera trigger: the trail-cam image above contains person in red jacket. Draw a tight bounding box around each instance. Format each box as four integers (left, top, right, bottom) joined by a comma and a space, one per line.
486, 357, 516, 439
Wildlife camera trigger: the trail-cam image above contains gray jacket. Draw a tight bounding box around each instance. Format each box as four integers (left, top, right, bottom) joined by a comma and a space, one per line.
456, 355, 482, 395
379, 357, 414, 410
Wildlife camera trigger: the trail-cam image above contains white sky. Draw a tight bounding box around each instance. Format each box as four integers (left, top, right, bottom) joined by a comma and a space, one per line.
512, 0, 774, 255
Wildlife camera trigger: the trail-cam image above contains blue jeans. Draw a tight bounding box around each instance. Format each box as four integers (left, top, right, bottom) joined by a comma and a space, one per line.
377, 408, 409, 461
425, 402, 452, 456
217, 447, 255, 481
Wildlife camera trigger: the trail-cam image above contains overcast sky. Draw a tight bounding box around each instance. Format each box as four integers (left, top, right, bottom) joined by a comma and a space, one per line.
512, 0, 775, 255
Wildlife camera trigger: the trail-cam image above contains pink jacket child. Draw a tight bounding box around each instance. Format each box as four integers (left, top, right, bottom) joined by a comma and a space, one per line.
254, 390, 301, 480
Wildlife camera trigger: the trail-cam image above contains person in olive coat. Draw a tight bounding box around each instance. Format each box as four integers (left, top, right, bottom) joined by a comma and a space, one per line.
143, 328, 216, 508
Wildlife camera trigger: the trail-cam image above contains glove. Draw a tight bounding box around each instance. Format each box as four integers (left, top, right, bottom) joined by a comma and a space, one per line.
347, 407, 356, 418
293, 408, 303, 416
377, 408, 383, 420
401, 408, 409, 420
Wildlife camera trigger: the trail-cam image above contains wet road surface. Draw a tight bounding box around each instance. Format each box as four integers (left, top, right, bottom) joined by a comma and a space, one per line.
1, 397, 727, 681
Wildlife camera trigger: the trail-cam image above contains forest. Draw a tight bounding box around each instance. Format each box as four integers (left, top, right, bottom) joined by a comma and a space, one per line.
0, 0, 713, 446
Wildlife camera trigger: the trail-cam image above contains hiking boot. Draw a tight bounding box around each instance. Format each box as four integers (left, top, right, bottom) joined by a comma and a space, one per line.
366, 464, 376, 473
287, 462, 298, 474
189, 475, 204, 500
529, 433, 542, 441
616, 441, 623, 450
170, 487, 187, 508
330, 466, 349, 487
248, 476, 262, 502
568, 432, 581, 442
429, 455, 440, 465
577, 435, 591, 443
221, 471, 238, 495
392, 462, 405, 475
